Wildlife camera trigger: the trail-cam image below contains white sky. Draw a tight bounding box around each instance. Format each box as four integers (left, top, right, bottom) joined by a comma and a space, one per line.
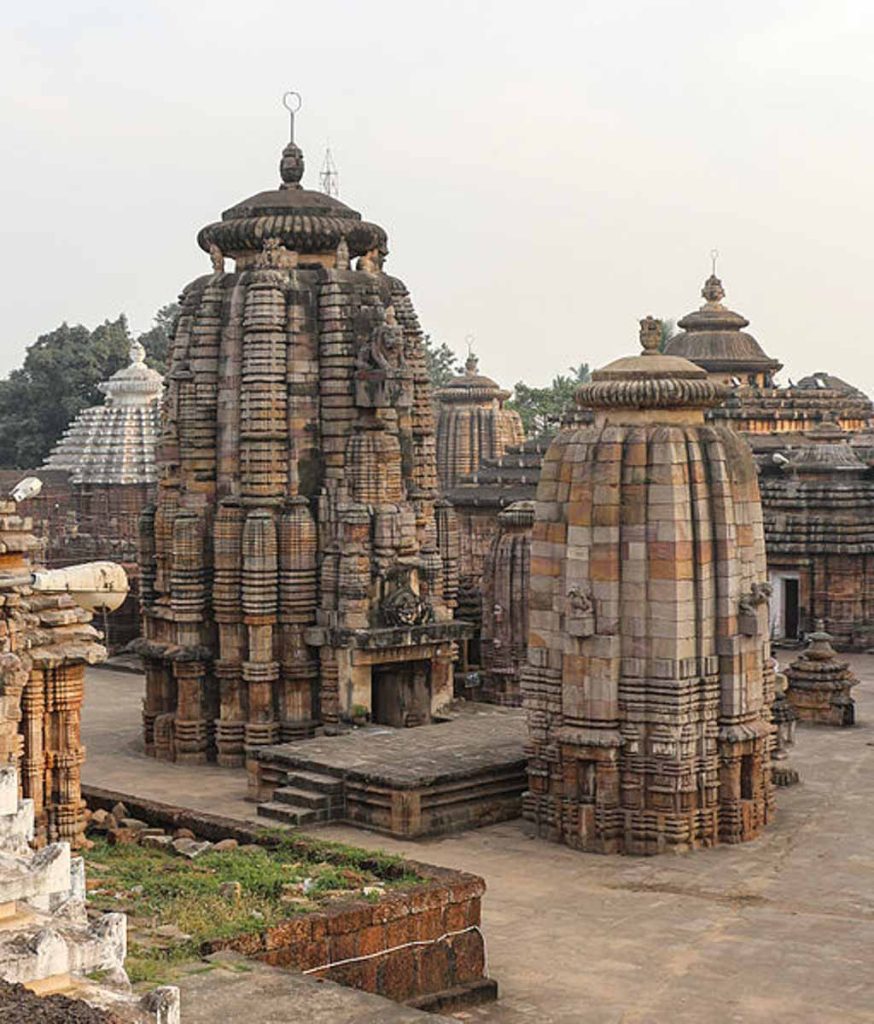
1, 0, 872, 391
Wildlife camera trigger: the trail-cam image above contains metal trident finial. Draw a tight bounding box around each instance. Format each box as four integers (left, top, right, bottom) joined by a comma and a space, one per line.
282, 91, 302, 143
710, 248, 719, 276
465, 334, 475, 358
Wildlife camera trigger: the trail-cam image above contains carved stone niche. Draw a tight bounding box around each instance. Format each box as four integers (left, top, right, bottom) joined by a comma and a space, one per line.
354, 305, 414, 409
566, 585, 595, 638
380, 566, 432, 628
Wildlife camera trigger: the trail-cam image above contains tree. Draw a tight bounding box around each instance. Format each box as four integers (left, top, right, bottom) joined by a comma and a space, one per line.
659, 318, 678, 353
422, 335, 462, 389
136, 303, 179, 374
0, 304, 174, 470
508, 363, 591, 437
0, 317, 132, 468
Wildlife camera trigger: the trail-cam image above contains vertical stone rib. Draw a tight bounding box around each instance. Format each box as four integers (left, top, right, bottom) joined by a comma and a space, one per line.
241, 508, 279, 751
213, 499, 246, 765
240, 270, 288, 500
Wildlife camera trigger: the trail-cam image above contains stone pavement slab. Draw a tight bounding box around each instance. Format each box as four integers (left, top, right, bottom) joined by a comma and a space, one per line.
174, 956, 453, 1024
82, 657, 874, 1023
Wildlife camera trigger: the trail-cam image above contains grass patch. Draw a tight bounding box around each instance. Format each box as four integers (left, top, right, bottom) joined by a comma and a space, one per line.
83, 833, 422, 986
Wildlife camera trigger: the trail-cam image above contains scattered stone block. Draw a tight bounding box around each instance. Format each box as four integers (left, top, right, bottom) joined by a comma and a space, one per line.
171, 837, 212, 859
142, 835, 174, 851
106, 828, 139, 847
118, 818, 148, 831
219, 881, 242, 901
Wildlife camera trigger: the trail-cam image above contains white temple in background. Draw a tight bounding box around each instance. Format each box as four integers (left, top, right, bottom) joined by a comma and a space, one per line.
42, 340, 163, 484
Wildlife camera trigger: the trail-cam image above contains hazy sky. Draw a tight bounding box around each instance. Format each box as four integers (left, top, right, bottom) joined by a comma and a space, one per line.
2, 1, 872, 392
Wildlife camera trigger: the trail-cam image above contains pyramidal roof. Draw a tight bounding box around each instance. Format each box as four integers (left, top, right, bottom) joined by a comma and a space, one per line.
42, 340, 163, 485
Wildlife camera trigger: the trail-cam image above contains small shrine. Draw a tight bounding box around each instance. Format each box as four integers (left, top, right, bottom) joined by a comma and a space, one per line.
435, 353, 524, 490
523, 317, 774, 854
785, 624, 858, 726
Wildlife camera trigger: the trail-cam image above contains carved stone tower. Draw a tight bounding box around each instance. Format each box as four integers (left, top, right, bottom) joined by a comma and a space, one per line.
138, 121, 466, 767
435, 354, 524, 490
523, 317, 774, 854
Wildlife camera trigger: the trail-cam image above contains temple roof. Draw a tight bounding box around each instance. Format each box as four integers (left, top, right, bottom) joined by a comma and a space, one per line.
665, 275, 782, 375
197, 139, 387, 260
42, 341, 162, 485
787, 441, 867, 474
577, 316, 727, 411
795, 372, 867, 397
437, 354, 508, 401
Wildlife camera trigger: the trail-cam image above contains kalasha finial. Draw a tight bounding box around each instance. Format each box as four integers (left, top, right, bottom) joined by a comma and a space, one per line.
464, 335, 478, 374
129, 338, 146, 366
701, 274, 725, 304
639, 316, 662, 355
702, 252, 726, 304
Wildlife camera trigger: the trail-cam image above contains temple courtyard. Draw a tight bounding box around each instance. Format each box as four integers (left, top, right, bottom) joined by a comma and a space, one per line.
83, 657, 874, 1024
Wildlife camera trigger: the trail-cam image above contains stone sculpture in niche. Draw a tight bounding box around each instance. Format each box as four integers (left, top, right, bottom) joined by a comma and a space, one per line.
355, 305, 414, 409
566, 584, 595, 638
381, 568, 432, 628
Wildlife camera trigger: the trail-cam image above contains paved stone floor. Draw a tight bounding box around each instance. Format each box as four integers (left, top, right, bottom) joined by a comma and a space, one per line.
83, 658, 874, 1023
174, 954, 452, 1023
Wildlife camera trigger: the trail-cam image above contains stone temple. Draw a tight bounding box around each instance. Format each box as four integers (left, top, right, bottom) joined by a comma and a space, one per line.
137, 124, 467, 767
523, 318, 774, 854
37, 339, 163, 648
435, 353, 524, 491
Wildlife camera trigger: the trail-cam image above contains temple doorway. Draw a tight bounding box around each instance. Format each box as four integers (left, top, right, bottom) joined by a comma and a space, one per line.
371, 660, 432, 728
769, 571, 801, 640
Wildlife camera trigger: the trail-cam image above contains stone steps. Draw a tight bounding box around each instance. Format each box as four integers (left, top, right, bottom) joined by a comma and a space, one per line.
256, 801, 324, 827
256, 768, 346, 828
284, 769, 345, 795
274, 786, 331, 811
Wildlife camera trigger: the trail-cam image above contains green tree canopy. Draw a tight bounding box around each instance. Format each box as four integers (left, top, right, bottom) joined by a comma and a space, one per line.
136, 303, 179, 375
659, 318, 678, 352
0, 306, 175, 470
422, 335, 462, 389
508, 363, 591, 436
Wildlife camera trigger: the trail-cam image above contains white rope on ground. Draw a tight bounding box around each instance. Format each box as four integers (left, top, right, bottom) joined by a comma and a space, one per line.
301, 924, 488, 976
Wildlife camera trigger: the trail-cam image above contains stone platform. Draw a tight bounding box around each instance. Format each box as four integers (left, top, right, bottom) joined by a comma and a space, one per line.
176, 953, 454, 1024
250, 704, 527, 837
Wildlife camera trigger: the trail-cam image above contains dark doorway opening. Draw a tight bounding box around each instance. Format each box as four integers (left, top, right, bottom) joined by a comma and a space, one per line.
740, 753, 754, 800
371, 661, 431, 728
783, 578, 800, 639
577, 760, 597, 804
